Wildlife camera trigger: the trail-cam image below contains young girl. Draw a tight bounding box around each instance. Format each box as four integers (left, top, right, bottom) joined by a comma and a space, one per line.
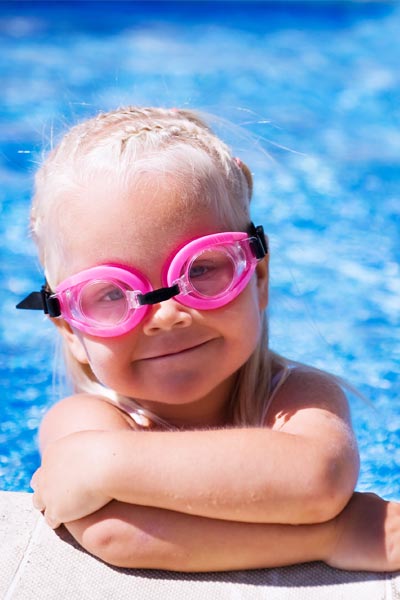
19, 107, 400, 572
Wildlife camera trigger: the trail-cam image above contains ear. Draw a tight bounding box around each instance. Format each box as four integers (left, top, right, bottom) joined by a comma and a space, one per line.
255, 241, 269, 311
51, 319, 90, 365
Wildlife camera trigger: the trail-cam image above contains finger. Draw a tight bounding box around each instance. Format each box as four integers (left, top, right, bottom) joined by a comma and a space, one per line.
30, 474, 37, 491
32, 492, 45, 512
30, 467, 41, 491
45, 512, 62, 530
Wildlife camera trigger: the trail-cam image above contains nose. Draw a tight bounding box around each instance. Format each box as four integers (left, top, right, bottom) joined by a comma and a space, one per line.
142, 299, 193, 335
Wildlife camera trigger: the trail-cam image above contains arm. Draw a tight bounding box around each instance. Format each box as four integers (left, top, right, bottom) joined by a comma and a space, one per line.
33, 382, 400, 573
64, 492, 400, 572
101, 368, 359, 525
35, 391, 336, 570
34, 368, 359, 526
65, 499, 334, 571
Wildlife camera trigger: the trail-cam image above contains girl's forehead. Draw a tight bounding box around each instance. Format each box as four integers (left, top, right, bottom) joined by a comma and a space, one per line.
54, 176, 226, 278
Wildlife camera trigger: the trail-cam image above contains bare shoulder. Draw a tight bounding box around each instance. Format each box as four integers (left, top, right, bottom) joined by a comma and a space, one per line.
39, 393, 134, 451
266, 365, 353, 435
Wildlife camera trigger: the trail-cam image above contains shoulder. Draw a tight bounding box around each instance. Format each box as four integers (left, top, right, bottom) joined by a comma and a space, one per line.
42, 393, 126, 422
39, 393, 135, 451
265, 364, 352, 432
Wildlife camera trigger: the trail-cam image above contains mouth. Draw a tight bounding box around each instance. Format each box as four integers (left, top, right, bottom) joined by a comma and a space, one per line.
141, 339, 212, 361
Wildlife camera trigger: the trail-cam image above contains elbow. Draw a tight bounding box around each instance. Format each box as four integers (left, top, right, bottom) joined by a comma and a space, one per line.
79, 519, 138, 567
306, 450, 360, 523
310, 476, 352, 524
76, 515, 191, 571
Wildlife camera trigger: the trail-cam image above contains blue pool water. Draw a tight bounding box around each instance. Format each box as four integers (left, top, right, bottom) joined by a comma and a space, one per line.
0, 1, 399, 496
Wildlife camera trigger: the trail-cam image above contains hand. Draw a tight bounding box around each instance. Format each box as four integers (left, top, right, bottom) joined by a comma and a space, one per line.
326, 492, 400, 572
31, 431, 113, 528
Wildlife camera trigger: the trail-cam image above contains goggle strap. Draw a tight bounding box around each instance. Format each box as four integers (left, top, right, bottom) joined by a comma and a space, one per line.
16, 285, 61, 317
137, 283, 181, 306
249, 223, 268, 259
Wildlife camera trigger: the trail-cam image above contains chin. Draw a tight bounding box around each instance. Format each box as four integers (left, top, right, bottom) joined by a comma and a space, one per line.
144, 377, 223, 406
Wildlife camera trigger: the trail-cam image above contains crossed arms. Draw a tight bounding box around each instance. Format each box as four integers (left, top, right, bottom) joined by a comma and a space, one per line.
32, 368, 400, 572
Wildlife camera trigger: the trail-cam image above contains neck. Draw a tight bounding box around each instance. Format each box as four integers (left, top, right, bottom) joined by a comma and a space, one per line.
138, 374, 237, 431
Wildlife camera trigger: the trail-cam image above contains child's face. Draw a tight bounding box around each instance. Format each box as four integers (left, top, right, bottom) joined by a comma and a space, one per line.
56, 174, 269, 427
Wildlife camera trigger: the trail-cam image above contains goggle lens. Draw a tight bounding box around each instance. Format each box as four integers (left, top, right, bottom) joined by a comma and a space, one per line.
77, 280, 131, 326
186, 246, 242, 298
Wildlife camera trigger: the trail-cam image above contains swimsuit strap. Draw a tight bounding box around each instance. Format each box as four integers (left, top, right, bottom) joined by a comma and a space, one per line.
111, 396, 176, 430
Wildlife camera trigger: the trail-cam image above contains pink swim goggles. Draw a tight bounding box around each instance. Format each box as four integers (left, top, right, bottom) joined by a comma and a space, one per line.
17, 224, 268, 338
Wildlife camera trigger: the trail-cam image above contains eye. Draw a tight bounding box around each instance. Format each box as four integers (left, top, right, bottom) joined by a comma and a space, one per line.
100, 287, 125, 302
79, 281, 129, 324
189, 261, 216, 279
187, 250, 236, 297
82, 283, 126, 305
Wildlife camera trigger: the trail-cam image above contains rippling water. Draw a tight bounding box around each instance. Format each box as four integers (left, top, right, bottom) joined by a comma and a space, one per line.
1, 1, 399, 496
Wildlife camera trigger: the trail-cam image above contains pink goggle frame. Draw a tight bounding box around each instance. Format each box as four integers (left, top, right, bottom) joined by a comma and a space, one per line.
17, 224, 267, 338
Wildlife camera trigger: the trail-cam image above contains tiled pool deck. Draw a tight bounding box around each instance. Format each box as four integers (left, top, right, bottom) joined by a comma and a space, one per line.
1, 491, 399, 599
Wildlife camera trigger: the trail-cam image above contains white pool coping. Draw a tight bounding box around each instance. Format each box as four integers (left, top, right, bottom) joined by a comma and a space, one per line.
1, 491, 399, 599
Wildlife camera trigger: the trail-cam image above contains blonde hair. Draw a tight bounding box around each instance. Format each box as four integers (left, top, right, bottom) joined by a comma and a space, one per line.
31, 106, 286, 428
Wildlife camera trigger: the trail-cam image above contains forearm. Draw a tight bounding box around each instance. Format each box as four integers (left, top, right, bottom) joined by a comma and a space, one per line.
100, 427, 358, 524
34, 380, 359, 528
65, 500, 334, 571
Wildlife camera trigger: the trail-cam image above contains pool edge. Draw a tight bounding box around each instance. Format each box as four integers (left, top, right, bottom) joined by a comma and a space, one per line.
0, 491, 399, 599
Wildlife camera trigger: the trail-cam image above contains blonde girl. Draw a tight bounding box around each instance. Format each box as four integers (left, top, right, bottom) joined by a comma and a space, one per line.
20, 107, 400, 571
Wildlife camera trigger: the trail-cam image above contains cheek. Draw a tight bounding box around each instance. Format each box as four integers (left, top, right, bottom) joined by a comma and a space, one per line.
74, 336, 131, 384
235, 307, 263, 357
238, 287, 264, 344
231, 278, 264, 325
212, 284, 264, 355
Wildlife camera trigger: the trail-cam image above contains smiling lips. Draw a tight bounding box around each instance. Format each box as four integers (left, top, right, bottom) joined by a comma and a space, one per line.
141, 339, 212, 361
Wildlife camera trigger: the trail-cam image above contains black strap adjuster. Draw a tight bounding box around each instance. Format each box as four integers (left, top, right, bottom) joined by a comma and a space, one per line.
16, 285, 61, 317
248, 222, 268, 259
